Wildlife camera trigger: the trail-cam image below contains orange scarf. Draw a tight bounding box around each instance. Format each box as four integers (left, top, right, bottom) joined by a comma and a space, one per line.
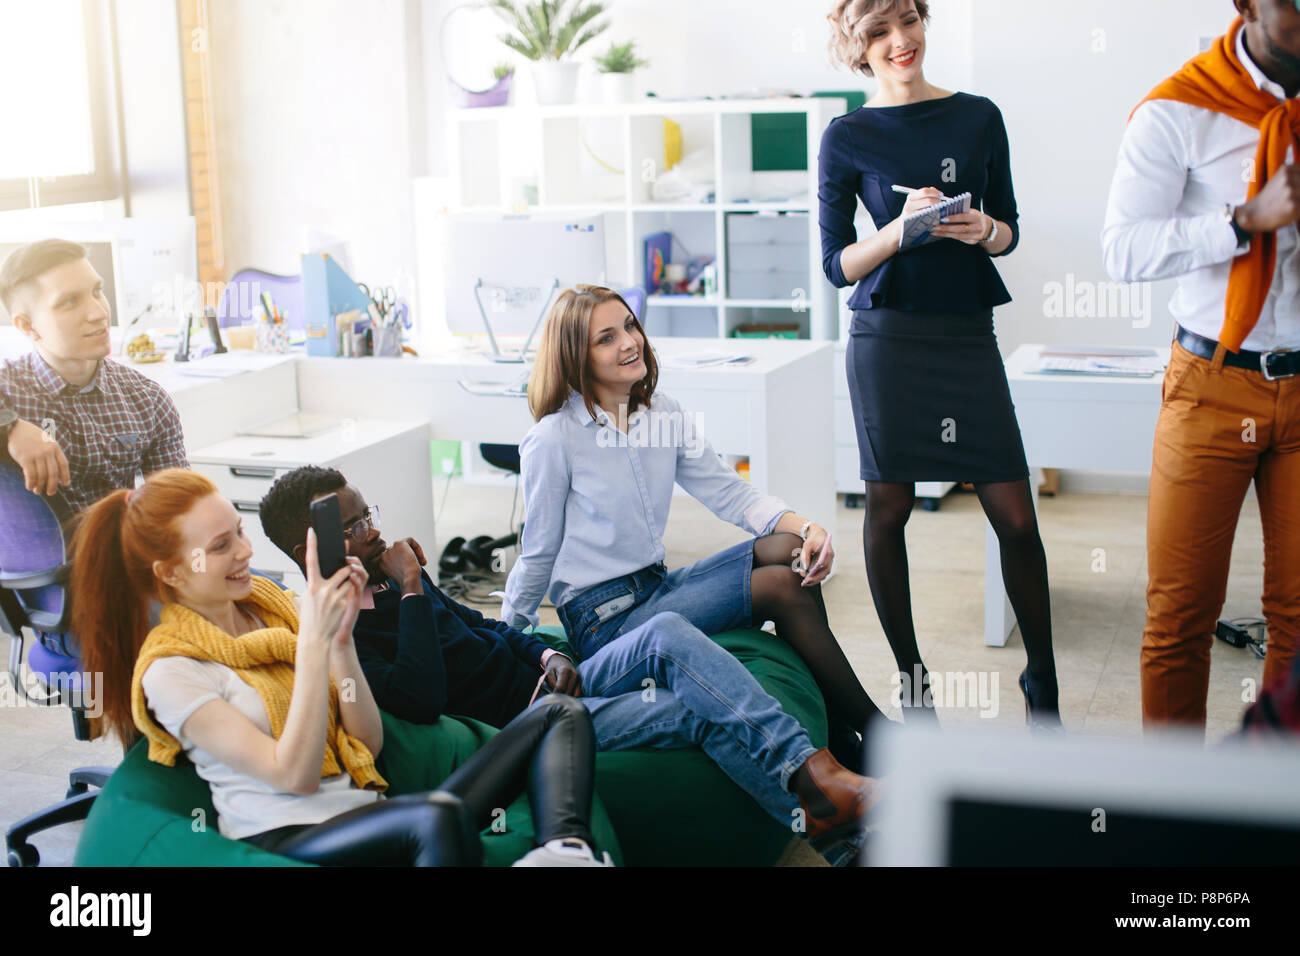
1133, 16, 1300, 352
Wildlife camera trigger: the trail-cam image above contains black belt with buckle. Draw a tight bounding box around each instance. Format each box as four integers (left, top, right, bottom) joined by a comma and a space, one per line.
1175, 325, 1300, 381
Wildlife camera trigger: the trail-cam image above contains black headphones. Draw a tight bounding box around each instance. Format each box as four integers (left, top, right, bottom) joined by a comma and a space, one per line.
439, 534, 518, 577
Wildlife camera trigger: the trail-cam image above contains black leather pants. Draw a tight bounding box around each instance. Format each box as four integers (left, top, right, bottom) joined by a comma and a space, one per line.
243, 694, 598, 866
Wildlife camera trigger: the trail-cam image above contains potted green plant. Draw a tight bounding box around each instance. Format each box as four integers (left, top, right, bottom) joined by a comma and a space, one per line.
490, 0, 609, 105
593, 40, 647, 103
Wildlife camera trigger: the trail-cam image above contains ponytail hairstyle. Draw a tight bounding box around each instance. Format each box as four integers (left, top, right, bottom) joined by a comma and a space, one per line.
527, 284, 659, 422
70, 469, 219, 746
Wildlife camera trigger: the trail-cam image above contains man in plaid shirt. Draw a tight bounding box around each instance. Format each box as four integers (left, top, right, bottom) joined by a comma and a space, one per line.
0, 240, 188, 513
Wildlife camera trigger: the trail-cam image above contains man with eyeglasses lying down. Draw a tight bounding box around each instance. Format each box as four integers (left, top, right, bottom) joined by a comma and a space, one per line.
256, 464, 880, 865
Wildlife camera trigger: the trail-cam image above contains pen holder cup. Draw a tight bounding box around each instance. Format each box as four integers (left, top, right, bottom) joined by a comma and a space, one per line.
373, 325, 403, 358
339, 330, 365, 357
255, 317, 290, 354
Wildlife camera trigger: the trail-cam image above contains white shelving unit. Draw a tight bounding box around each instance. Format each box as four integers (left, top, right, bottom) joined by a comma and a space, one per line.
446, 96, 956, 510
446, 97, 846, 342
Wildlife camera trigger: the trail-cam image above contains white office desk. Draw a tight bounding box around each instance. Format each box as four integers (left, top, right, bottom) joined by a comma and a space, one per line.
0, 340, 438, 587
127, 351, 301, 449
982, 344, 1167, 646
190, 419, 435, 591
296, 338, 838, 522
3, 330, 834, 569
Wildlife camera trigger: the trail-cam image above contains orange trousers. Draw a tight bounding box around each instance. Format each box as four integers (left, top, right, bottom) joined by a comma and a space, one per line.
1143, 340, 1300, 732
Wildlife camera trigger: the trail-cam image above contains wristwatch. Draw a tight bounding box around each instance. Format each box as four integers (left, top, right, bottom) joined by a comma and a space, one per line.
798, 520, 814, 541
0, 406, 17, 446
979, 217, 999, 247
1226, 203, 1252, 247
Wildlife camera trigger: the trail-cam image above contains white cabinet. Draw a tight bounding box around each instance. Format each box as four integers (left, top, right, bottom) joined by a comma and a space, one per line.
445, 97, 846, 342
190, 418, 434, 592
444, 97, 956, 511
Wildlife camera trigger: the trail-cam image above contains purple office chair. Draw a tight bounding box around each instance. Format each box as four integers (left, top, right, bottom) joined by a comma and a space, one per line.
1, 457, 114, 867
621, 286, 646, 323
216, 268, 305, 331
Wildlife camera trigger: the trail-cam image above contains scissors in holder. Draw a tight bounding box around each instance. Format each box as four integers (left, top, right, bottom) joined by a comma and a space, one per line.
358, 283, 396, 322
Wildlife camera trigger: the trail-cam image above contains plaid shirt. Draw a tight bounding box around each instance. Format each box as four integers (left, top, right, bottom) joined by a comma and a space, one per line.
0, 352, 188, 512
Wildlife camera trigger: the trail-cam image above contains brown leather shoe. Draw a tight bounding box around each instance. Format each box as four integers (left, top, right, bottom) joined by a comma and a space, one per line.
794, 748, 880, 851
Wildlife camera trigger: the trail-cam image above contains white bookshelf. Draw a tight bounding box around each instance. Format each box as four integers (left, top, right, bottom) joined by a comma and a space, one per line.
445, 97, 956, 509
446, 97, 847, 342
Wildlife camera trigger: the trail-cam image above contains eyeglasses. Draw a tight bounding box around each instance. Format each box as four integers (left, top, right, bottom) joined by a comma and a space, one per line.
342, 505, 381, 542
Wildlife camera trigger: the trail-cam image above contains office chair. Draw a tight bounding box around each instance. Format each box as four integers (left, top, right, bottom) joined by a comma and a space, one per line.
216, 268, 305, 331
1, 457, 114, 867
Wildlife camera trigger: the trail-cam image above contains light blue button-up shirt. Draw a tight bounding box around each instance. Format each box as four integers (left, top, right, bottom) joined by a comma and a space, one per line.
500, 390, 790, 629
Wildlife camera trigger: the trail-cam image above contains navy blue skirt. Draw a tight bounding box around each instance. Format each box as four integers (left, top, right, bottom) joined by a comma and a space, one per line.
845, 308, 1029, 484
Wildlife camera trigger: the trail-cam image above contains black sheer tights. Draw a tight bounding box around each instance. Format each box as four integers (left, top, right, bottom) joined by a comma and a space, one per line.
862, 479, 1058, 714
750, 533, 888, 747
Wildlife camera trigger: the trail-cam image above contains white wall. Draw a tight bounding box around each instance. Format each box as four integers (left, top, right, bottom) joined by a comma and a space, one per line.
214, 0, 1239, 358
116, 0, 191, 221
971, 0, 1232, 352
207, 0, 419, 299
427, 0, 973, 180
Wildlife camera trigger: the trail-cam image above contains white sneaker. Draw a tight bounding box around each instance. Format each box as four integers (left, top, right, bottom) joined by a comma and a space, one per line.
511, 838, 615, 867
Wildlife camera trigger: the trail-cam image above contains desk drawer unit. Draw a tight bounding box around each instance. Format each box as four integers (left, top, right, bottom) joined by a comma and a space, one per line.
190, 418, 434, 590
190, 461, 298, 585
726, 212, 810, 301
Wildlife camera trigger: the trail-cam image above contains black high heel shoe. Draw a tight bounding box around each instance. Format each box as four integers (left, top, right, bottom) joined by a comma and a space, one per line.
1018, 668, 1065, 734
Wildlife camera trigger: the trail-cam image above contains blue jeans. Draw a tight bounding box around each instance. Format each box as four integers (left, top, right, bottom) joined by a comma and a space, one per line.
559, 539, 755, 661
574, 610, 817, 826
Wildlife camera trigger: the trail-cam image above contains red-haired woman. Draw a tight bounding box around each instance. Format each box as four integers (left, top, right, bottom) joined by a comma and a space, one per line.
71, 469, 610, 866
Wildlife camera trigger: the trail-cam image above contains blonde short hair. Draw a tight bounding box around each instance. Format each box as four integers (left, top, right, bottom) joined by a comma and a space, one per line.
827, 0, 931, 76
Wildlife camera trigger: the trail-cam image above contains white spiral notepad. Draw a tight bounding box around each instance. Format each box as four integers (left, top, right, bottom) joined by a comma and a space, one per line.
898, 192, 972, 250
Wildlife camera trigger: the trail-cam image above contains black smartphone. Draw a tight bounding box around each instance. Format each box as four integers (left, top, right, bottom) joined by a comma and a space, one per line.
174, 313, 192, 363
309, 493, 347, 579
205, 307, 227, 354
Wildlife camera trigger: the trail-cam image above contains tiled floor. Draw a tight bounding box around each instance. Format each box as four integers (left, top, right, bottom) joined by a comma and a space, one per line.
1, 480, 1270, 867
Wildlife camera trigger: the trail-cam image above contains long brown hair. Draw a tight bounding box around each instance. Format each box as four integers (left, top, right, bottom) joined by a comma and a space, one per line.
70, 469, 219, 746
527, 284, 659, 422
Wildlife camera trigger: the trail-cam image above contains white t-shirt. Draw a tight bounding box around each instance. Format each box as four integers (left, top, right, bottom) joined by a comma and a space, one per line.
141, 656, 380, 840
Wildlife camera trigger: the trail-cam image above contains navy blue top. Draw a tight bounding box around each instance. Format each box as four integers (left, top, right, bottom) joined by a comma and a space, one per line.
352, 571, 550, 728
818, 92, 1019, 313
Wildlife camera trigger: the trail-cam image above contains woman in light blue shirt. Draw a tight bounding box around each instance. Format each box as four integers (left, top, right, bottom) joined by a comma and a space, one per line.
502, 285, 890, 768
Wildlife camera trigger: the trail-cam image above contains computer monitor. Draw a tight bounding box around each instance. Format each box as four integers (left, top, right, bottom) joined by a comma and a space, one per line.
0, 217, 197, 330
864, 723, 1300, 866
443, 213, 606, 362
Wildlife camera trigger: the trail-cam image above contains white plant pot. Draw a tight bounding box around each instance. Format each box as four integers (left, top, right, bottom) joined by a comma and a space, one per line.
531, 60, 580, 106
600, 72, 636, 104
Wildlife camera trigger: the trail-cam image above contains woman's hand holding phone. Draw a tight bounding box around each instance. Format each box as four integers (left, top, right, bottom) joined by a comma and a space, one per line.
301, 528, 367, 649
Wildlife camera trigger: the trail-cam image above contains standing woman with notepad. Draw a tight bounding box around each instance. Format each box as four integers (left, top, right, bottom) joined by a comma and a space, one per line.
820, 0, 1060, 730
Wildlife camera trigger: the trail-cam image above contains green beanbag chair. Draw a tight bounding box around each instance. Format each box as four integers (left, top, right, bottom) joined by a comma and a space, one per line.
531, 625, 829, 867
75, 626, 827, 867
74, 709, 622, 867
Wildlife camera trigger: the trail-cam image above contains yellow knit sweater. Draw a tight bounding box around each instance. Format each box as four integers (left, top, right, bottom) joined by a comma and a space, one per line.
130, 576, 386, 792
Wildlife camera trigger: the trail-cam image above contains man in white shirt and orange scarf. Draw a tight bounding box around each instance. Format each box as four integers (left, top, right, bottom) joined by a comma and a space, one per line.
1103, 0, 1300, 733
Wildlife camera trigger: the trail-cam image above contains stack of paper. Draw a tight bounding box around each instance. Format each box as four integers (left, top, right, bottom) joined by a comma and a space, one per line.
659, 351, 752, 369
1032, 355, 1164, 377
